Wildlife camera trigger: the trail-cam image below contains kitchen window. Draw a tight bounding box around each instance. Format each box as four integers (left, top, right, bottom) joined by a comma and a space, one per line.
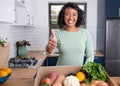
49, 2, 87, 30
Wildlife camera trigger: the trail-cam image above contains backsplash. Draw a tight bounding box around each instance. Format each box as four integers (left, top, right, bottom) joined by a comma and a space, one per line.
25, 26, 49, 50
0, 23, 25, 57
0, 23, 49, 58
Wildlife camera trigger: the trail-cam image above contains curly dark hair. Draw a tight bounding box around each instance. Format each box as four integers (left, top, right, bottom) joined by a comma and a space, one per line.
57, 2, 84, 28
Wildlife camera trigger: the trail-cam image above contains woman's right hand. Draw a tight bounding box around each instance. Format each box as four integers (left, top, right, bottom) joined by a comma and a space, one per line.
46, 29, 57, 54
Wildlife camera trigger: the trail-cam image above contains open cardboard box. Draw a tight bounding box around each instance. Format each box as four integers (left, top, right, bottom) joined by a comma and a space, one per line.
34, 66, 114, 86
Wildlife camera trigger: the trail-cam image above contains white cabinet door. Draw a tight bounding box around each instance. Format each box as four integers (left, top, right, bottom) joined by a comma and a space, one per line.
0, 0, 15, 23
12, 0, 29, 26
26, 0, 35, 26
14, 7, 29, 26
12, 0, 35, 26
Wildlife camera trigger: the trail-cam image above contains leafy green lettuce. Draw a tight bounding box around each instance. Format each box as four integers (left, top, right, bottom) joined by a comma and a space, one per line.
82, 62, 107, 84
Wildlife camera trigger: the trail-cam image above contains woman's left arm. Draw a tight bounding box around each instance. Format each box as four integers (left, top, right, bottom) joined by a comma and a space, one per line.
84, 30, 94, 64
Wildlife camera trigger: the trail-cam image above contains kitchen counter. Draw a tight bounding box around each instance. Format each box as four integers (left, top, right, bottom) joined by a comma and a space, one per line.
0, 78, 34, 86
47, 50, 104, 57
10, 50, 46, 79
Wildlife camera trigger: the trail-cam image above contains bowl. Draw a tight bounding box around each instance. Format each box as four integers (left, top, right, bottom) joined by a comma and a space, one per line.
0, 74, 11, 84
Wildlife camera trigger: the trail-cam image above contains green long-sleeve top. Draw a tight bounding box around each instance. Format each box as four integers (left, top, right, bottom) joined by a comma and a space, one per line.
54, 28, 94, 66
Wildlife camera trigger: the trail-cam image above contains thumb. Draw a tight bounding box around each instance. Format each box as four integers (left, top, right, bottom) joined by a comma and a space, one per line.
51, 29, 55, 37
51, 29, 57, 41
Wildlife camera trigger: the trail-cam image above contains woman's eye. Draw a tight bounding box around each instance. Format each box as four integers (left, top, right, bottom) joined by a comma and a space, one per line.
65, 13, 77, 17
73, 13, 77, 16
65, 13, 70, 16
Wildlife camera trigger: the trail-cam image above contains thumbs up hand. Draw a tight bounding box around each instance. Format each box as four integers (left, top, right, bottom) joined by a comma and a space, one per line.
51, 29, 57, 42
46, 29, 57, 54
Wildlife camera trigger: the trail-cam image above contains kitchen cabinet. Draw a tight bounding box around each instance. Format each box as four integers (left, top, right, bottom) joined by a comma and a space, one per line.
44, 57, 58, 66
94, 57, 105, 66
44, 57, 105, 66
84, 56, 104, 67
11, 0, 28, 26
14, 7, 29, 26
12, 0, 35, 26
0, 0, 15, 23
44, 51, 105, 66
26, 0, 35, 26
105, 0, 120, 18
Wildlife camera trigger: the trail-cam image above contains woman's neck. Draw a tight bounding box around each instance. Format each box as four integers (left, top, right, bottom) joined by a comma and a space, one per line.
64, 26, 80, 32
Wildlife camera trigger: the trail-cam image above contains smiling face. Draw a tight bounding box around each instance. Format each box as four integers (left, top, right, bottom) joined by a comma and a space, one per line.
64, 7, 78, 29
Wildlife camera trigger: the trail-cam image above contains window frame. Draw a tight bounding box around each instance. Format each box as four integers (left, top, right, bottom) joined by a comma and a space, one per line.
49, 2, 87, 30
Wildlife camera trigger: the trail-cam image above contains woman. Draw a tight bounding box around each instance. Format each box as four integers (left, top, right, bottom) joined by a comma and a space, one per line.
46, 2, 94, 66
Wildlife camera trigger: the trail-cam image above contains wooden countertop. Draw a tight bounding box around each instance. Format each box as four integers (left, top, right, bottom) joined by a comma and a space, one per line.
0, 78, 34, 86
94, 50, 104, 57
47, 50, 104, 57
11, 50, 46, 79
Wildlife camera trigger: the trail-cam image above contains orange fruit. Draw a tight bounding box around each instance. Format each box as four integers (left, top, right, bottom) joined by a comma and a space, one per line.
1, 67, 12, 74
76, 71, 86, 82
0, 70, 8, 78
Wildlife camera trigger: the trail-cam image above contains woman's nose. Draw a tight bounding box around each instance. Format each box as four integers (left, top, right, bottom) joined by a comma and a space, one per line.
69, 15, 73, 19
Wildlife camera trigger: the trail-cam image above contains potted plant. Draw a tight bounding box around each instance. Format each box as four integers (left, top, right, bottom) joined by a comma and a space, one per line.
0, 38, 10, 68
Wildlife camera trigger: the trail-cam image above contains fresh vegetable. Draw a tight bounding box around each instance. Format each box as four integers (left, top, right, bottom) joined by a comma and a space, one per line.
82, 62, 107, 84
49, 71, 58, 85
80, 83, 90, 86
40, 84, 51, 86
63, 75, 80, 86
52, 75, 65, 86
76, 71, 86, 82
41, 77, 51, 85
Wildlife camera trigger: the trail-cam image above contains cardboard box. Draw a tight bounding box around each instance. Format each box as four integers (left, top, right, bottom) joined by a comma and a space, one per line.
34, 66, 115, 86
0, 42, 10, 68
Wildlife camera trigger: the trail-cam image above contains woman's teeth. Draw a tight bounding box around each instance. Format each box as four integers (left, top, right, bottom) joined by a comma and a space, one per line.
68, 21, 74, 24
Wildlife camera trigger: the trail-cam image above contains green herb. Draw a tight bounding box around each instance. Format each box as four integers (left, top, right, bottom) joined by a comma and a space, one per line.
41, 84, 50, 86
0, 38, 7, 45
82, 62, 107, 84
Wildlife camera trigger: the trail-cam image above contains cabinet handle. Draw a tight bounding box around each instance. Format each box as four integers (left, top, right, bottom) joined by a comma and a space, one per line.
21, 0, 25, 4
32, 17, 34, 26
27, 15, 30, 25
14, 9, 17, 23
